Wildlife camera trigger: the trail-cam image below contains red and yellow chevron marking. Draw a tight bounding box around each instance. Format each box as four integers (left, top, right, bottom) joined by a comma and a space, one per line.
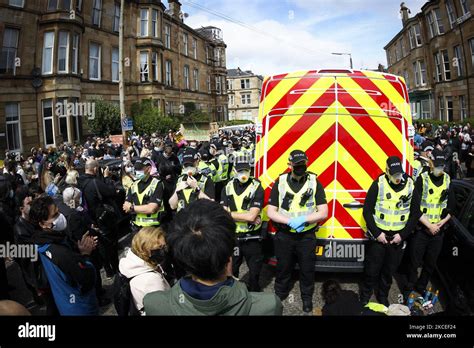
256, 70, 414, 240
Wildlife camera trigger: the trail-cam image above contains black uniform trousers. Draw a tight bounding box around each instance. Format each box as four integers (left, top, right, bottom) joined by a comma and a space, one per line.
274, 229, 317, 302
232, 231, 263, 292
406, 228, 444, 293
360, 237, 405, 302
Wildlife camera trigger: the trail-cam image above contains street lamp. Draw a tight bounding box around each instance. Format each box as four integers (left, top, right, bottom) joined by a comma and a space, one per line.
332, 52, 353, 69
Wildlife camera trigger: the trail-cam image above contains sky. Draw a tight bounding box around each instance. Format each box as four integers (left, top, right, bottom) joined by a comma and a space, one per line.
179, 0, 427, 76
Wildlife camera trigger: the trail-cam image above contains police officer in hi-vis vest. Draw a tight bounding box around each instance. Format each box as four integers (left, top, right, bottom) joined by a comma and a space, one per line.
406, 149, 453, 298
123, 158, 165, 233
169, 148, 215, 212
361, 156, 421, 306
267, 150, 328, 313
221, 157, 264, 292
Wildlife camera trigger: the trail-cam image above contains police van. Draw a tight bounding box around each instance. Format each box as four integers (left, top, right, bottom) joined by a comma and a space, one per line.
255, 69, 415, 272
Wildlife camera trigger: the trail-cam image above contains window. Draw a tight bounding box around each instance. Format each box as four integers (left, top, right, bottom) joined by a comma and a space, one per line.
70, 97, 82, 142
446, 0, 456, 28
241, 93, 251, 105
408, 28, 415, 49
112, 47, 119, 82
72, 34, 79, 74
216, 76, 222, 94
413, 24, 422, 46
207, 74, 211, 93
227, 79, 233, 91
442, 49, 451, 80
418, 60, 428, 86
152, 9, 159, 38
428, 9, 445, 37
229, 95, 234, 106
165, 60, 172, 86
241, 79, 250, 89
5, 103, 21, 151
47, 0, 57, 10
165, 24, 171, 49
413, 62, 419, 86
89, 42, 101, 80
421, 99, 431, 119
454, 45, 464, 77
460, 0, 469, 15
61, 0, 71, 10
403, 70, 410, 89
439, 97, 445, 121
469, 38, 474, 68
183, 65, 189, 89
57, 98, 69, 143
76, 0, 82, 12
113, 3, 120, 33
140, 51, 149, 82
401, 39, 406, 57
42, 32, 54, 74
434, 52, 442, 82
92, 0, 102, 27
193, 68, 199, 90
42, 99, 55, 146
140, 9, 149, 37
446, 96, 453, 122
151, 52, 158, 82
460, 95, 467, 120
0, 28, 19, 74
183, 33, 188, 56
8, 0, 24, 7
57, 31, 69, 74
192, 38, 197, 59
215, 48, 221, 66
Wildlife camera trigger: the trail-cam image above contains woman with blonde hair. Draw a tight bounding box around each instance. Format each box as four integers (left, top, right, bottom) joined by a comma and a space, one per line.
118, 227, 170, 315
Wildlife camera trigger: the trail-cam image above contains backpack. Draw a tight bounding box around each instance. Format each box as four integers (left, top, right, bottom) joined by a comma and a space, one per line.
113, 270, 152, 316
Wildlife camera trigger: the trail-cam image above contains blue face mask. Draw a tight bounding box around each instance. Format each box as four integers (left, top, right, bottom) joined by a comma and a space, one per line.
135, 170, 146, 181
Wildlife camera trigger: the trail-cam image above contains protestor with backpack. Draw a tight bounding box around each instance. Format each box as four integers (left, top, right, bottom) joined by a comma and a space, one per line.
115, 226, 170, 316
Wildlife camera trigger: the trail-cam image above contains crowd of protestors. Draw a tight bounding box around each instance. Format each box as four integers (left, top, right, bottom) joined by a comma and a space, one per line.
0, 126, 272, 316
413, 121, 473, 178
0, 118, 472, 317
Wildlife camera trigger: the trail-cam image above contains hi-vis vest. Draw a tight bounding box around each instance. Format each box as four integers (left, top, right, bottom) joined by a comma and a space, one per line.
413, 160, 424, 181
373, 175, 414, 232
130, 178, 164, 227
420, 172, 450, 224
225, 179, 262, 233
215, 153, 229, 182
198, 161, 216, 179
176, 174, 209, 212
277, 173, 318, 233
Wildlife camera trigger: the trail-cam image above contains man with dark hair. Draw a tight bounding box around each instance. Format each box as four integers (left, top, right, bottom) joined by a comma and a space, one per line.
29, 196, 99, 315
143, 200, 282, 315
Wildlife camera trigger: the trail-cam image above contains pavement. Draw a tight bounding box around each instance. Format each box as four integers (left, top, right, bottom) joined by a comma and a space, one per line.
6, 238, 444, 316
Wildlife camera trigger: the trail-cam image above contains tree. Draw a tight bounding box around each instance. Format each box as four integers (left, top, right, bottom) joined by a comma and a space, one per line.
131, 100, 180, 135
86, 100, 121, 136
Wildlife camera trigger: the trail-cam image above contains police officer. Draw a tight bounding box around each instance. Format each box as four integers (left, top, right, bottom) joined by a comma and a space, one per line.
123, 158, 165, 232
210, 142, 230, 202
406, 149, 453, 297
169, 148, 214, 212
413, 141, 434, 181
197, 147, 217, 180
267, 150, 328, 313
361, 156, 420, 306
221, 157, 264, 292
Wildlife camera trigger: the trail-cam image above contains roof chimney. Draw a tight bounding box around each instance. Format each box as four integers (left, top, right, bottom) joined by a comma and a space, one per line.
168, 0, 182, 20
400, 2, 411, 25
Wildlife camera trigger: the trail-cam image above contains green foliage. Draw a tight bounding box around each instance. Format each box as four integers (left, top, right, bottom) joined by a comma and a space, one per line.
130, 99, 181, 135
86, 100, 121, 136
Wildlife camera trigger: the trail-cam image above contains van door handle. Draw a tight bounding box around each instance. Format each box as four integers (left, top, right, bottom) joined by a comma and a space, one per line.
343, 202, 364, 209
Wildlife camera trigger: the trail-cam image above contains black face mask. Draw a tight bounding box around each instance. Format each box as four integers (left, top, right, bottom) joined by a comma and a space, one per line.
149, 248, 167, 265
293, 164, 307, 176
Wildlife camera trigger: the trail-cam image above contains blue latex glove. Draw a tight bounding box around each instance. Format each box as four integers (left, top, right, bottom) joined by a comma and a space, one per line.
288, 216, 307, 232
